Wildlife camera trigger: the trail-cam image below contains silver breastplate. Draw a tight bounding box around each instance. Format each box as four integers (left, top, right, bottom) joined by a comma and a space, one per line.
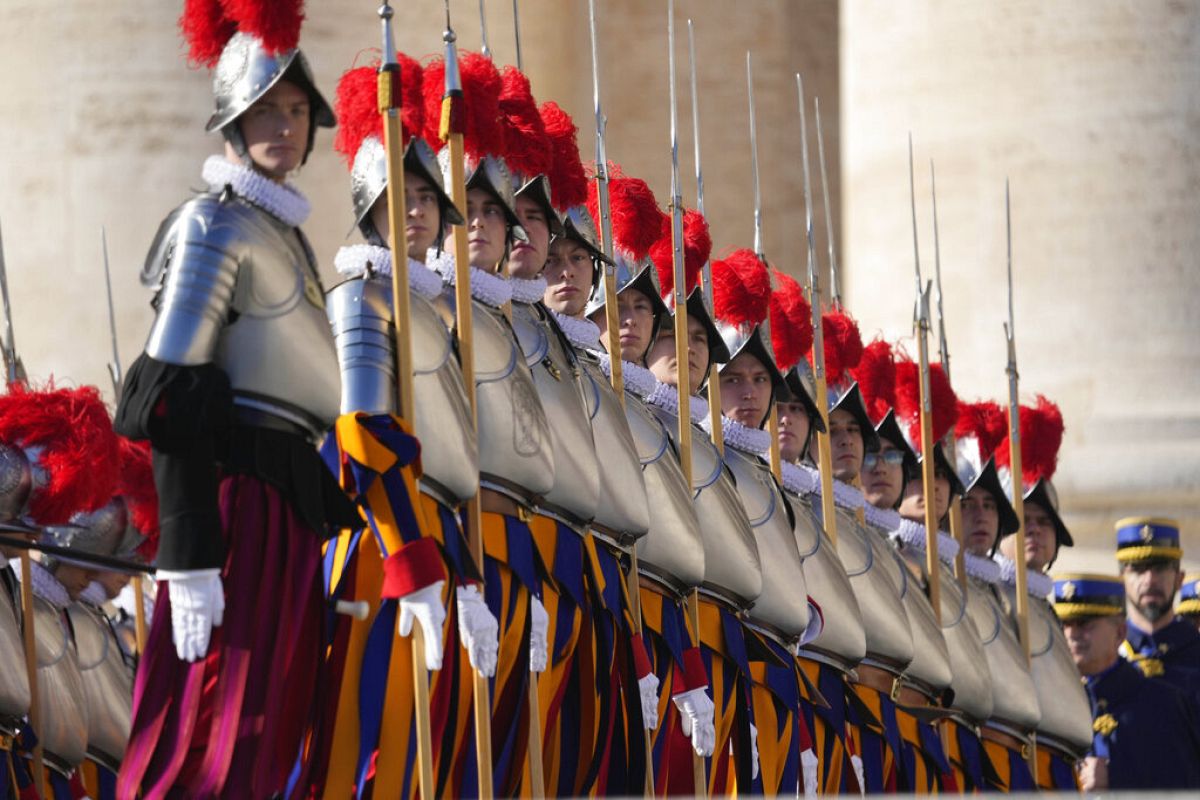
511, 303, 599, 524
723, 447, 808, 638
788, 494, 866, 668
886, 541, 952, 692
0, 582, 29, 719
577, 359, 649, 541
68, 604, 132, 766
650, 405, 761, 609
926, 561, 993, 721
144, 194, 340, 431
33, 597, 88, 768
966, 577, 1041, 731
468, 298, 554, 499
625, 395, 705, 591
837, 511, 914, 669
1016, 594, 1093, 751
328, 278, 478, 505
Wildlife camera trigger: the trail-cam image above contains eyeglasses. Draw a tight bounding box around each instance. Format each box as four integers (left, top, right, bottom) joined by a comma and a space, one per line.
863, 450, 905, 469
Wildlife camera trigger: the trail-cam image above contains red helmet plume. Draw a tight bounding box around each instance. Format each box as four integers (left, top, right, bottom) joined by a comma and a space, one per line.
422, 52, 504, 159
539, 101, 587, 210
181, 0, 305, 68
0, 384, 120, 525
811, 310, 864, 387
894, 357, 959, 449
996, 395, 1064, 484
955, 400, 1008, 461
498, 66, 551, 178
711, 249, 771, 329
333, 54, 425, 168
768, 270, 813, 372
118, 438, 159, 550
650, 209, 711, 300
851, 339, 896, 424
586, 166, 665, 262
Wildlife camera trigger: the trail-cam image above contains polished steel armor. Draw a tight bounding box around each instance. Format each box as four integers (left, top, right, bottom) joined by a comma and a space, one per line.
0, 443, 31, 523
723, 445, 808, 637
40, 498, 128, 574
650, 405, 761, 609
33, 595, 88, 770
69, 602, 132, 769
0, 578, 29, 722
327, 277, 478, 505
207, 32, 335, 134
143, 193, 341, 433
351, 136, 463, 233
624, 394, 705, 592
511, 302, 599, 524
835, 508, 914, 670
468, 298, 554, 501
966, 576, 1041, 732
788, 493, 866, 669
577, 356, 650, 542
877, 533, 952, 696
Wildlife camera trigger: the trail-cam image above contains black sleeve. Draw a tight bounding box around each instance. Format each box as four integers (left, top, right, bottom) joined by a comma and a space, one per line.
114, 354, 233, 571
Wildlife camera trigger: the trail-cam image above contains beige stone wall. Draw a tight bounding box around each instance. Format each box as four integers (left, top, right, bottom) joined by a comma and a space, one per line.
840, 0, 1200, 576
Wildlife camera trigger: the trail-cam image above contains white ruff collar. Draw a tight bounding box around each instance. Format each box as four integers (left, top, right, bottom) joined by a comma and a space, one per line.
510, 276, 548, 304
551, 311, 602, 351
79, 581, 108, 607
645, 381, 708, 425
333, 244, 446, 300
964, 552, 1002, 584
202, 156, 310, 226
890, 518, 960, 564
864, 502, 901, 530
702, 415, 771, 456
595, 352, 658, 400
832, 479, 865, 512
19, 560, 71, 610
780, 461, 821, 496
428, 248, 513, 308
994, 554, 1054, 598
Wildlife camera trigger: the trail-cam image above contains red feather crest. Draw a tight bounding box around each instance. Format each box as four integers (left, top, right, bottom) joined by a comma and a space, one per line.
539, 101, 587, 210
811, 311, 864, 386
955, 400, 1008, 461
498, 67, 551, 179
117, 439, 159, 559
851, 339, 896, 424
768, 270, 813, 372
422, 52, 504, 159
180, 0, 305, 68
650, 209, 712, 300
893, 358, 959, 450
586, 165, 665, 262
0, 384, 120, 525
711, 249, 771, 329
333, 54, 424, 168
995, 395, 1064, 484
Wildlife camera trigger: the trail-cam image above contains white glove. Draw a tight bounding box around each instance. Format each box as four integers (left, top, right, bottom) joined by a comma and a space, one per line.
672, 687, 716, 757
398, 580, 446, 671
749, 721, 760, 780
637, 672, 661, 730
529, 595, 549, 673
159, 568, 224, 663
456, 584, 499, 677
801, 747, 819, 798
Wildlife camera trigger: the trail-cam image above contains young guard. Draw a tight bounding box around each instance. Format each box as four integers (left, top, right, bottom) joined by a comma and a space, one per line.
318, 52, 498, 797
954, 400, 1042, 791
994, 397, 1093, 789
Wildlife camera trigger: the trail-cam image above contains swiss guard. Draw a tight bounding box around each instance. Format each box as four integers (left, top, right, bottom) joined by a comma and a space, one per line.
111, 0, 363, 795
1054, 573, 1200, 790
1114, 516, 1200, 699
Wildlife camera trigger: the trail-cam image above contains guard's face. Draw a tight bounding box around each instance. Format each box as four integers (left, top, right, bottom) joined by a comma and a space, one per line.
466, 188, 509, 271
962, 486, 1000, 556
862, 439, 905, 510
1063, 615, 1125, 676
719, 353, 773, 430
647, 315, 709, 395
776, 400, 811, 464
237, 80, 310, 181
593, 288, 656, 363
508, 194, 551, 280
97, 570, 132, 600
898, 466, 950, 525
543, 239, 593, 317
1122, 559, 1183, 624
368, 170, 441, 259
818, 408, 864, 482
52, 562, 95, 601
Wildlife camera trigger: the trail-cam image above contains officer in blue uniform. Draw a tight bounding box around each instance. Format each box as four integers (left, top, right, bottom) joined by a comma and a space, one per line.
1178, 577, 1200, 630
1114, 517, 1200, 699
1054, 573, 1200, 791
